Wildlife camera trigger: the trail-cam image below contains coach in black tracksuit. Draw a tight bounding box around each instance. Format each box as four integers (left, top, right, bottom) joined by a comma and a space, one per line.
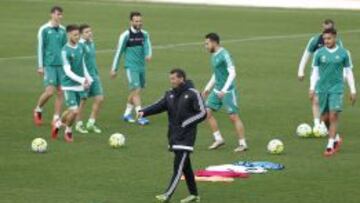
139, 69, 206, 202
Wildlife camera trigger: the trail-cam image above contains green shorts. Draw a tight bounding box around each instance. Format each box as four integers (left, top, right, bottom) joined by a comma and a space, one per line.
63, 90, 87, 110
43, 65, 63, 87
317, 92, 343, 115
125, 69, 145, 90
206, 89, 239, 114
84, 76, 104, 98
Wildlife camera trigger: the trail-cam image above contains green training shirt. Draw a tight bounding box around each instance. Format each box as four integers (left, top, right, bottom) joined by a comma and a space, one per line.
211, 48, 236, 92
79, 38, 99, 77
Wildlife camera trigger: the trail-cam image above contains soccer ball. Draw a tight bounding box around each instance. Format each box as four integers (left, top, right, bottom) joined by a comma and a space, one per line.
31, 138, 47, 153
267, 139, 284, 154
296, 123, 312, 137
313, 123, 328, 137
109, 133, 126, 148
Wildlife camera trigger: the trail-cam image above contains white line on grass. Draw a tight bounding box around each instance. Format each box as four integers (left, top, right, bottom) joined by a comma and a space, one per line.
1, 29, 360, 61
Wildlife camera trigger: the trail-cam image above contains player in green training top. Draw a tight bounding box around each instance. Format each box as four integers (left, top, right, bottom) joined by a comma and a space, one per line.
52, 24, 93, 143
74, 24, 104, 134
297, 19, 344, 129
110, 11, 152, 126
310, 28, 356, 156
202, 33, 248, 153
33, 6, 67, 127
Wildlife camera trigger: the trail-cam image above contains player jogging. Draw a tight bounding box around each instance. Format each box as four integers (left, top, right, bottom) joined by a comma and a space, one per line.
52, 24, 93, 142
202, 33, 248, 152
74, 24, 104, 134
33, 6, 67, 127
310, 28, 356, 156
297, 19, 344, 128
138, 69, 206, 203
110, 11, 152, 126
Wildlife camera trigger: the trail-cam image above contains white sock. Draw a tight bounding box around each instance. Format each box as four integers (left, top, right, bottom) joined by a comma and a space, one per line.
238, 139, 247, 147
35, 106, 42, 112
65, 126, 72, 133
135, 106, 142, 113
335, 134, 341, 142
327, 138, 335, 149
88, 118, 95, 125
53, 114, 60, 121
124, 103, 134, 116
213, 131, 223, 142
55, 120, 62, 128
314, 118, 320, 126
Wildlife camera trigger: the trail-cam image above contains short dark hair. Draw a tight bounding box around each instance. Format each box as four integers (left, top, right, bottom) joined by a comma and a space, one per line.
79, 24, 91, 33
170, 68, 186, 80
205, 32, 220, 44
66, 24, 79, 33
323, 28, 337, 35
50, 6, 63, 13
323, 19, 335, 26
130, 11, 142, 20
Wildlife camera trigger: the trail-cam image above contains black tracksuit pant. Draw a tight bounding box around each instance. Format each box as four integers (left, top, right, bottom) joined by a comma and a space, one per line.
164, 150, 198, 198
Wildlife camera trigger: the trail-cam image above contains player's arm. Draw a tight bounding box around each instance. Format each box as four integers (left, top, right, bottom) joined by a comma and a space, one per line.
110, 31, 128, 77
219, 52, 236, 97
344, 50, 356, 105
309, 51, 320, 99
203, 74, 215, 97
83, 58, 93, 88
62, 50, 86, 86
37, 27, 45, 74
181, 89, 207, 128
144, 31, 152, 62
298, 37, 316, 81
139, 93, 168, 117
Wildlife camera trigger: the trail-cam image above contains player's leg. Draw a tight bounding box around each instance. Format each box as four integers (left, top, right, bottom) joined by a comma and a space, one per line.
75, 99, 89, 134
180, 153, 200, 203
52, 67, 64, 126
157, 150, 188, 202
312, 95, 321, 127
206, 91, 225, 149
134, 71, 149, 125
122, 69, 136, 123
61, 91, 81, 143
86, 95, 104, 133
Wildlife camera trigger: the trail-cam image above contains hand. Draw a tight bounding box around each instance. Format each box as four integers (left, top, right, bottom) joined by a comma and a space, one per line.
137, 111, 144, 119
83, 79, 90, 89
350, 93, 357, 106
298, 74, 305, 81
309, 90, 315, 100
145, 56, 152, 63
217, 91, 225, 99
37, 67, 44, 76
202, 90, 210, 98
110, 70, 117, 79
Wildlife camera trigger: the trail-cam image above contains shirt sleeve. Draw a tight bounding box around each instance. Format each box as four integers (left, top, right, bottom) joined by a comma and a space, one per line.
344, 50, 353, 69
312, 50, 320, 68
144, 31, 152, 58
221, 51, 236, 92
111, 31, 128, 72
306, 36, 318, 54
37, 27, 45, 68
62, 50, 85, 85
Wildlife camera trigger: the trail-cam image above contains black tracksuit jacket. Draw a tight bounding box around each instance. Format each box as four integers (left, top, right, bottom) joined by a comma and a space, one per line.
140, 81, 207, 152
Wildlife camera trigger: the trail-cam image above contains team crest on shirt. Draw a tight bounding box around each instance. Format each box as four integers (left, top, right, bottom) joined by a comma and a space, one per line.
184, 95, 189, 99
335, 55, 340, 60
48, 30, 52, 34
321, 56, 326, 63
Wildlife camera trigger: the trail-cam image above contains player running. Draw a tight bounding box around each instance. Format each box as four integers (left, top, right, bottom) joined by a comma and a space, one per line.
110, 11, 152, 126
33, 6, 67, 127
202, 33, 248, 152
74, 24, 104, 134
310, 28, 356, 156
52, 24, 93, 142
297, 19, 344, 128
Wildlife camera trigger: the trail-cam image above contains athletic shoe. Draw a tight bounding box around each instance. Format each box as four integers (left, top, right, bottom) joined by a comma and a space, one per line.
33, 110, 43, 126
51, 125, 60, 140
180, 195, 200, 203
155, 194, 169, 202
208, 140, 225, 150
334, 136, 343, 152
64, 131, 74, 143
87, 122, 102, 134
324, 148, 336, 157
137, 117, 150, 125
75, 123, 88, 134
123, 114, 136, 123
233, 145, 248, 153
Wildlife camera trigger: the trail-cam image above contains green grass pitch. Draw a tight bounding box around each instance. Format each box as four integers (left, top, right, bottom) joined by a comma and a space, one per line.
0, 0, 359, 202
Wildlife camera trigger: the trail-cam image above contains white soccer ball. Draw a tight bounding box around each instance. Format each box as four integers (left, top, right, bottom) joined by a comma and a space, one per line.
313, 123, 328, 138
109, 133, 126, 148
267, 139, 284, 154
296, 123, 312, 137
31, 138, 47, 153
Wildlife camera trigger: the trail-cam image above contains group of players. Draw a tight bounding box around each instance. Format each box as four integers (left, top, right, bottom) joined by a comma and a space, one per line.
32, 5, 356, 202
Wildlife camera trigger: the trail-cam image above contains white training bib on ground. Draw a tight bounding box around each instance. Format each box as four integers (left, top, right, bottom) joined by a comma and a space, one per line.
31, 138, 47, 153
109, 133, 126, 148
296, 123, 312, 137
267, 139, 284, 154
